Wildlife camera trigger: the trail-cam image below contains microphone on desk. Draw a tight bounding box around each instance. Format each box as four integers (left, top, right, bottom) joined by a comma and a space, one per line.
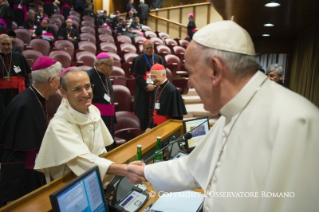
144, 114, 221, 163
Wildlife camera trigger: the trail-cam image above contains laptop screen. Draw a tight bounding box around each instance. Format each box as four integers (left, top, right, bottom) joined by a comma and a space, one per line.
50, 166, 108, 212
183, 117, 210, 150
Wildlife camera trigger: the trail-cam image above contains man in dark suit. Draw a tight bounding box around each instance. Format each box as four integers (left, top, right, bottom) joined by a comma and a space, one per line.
59, 19, 80, 50
150, 0, 161, 9
137, 0, 150, 25
23, 9, 41, 31
35, 17, 57, 48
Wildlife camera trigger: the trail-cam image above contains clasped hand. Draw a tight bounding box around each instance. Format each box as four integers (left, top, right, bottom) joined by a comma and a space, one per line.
126, 161, 146, 184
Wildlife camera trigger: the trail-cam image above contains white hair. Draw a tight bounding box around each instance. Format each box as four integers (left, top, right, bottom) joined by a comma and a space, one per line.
140, 0, 144, 3
195, 42, 260, 78
94, 57, 113, 67
28, 9, 35, 14
266, 63, 283, 75
32, 62, 62, 84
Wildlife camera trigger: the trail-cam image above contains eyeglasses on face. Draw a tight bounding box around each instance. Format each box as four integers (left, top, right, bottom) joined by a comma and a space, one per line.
71, 83, 95, 93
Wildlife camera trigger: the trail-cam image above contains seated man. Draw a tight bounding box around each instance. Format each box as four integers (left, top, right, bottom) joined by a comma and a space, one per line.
83, 3, 95, 18
34, 17, 57, 48
60, 15, 77, 29
59, 19, 80, 50
35, 6, 46, 23
130, 17, 143, 31
126, 10, 134, 24
23, 9, 41, 32
110, 15, 120, 31
98, 12, 111, 27
7, 30, 22, 54
110, 10, 120, 20
34, 68, 145, 186
147, 64, 187, 130
117, 19, 134, 43
266, 63, 289, 88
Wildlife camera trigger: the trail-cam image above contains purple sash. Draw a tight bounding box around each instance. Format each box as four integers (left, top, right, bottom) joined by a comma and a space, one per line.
0, 18, 6, 29
93, 103, 115, 116
13, 4, 28, 20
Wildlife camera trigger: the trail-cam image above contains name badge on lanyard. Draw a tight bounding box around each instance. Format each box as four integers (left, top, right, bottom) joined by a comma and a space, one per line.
14, 66, 21, 74
155, 102, 160, 109
104, 93, 111, 103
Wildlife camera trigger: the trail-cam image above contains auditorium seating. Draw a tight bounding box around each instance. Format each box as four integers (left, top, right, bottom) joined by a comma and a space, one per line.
76, 51, 96, 67
47, 90, 62, 120
156, 45, 172, 59
78, 41, 97, 55
15, 29, 32, 45
164, 54, 188, 77
79, 33, 96, 44
30, 39, 51, 56
108, 52, 121, 68
15, 38, 25, 52
113, 85, 132, 112
49, 50, 72, 68
80, 26, 95, 35
111, 66, 125, 77
22, 50, 43, 68
114, 111, 141, 131
173, 46, 186, 63
98, 28, 112, 35
179, 40, 189, 49
54, 40, 75, 61
100, 42, 117, 53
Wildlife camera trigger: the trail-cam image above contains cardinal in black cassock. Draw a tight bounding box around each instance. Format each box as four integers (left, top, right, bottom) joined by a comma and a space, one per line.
0, 57, 61, 203
87, 53, 117, 146
0, 1, 14, 30
148, 64, 187, 128
130, 40, 165, 130
0, 35, 31, 108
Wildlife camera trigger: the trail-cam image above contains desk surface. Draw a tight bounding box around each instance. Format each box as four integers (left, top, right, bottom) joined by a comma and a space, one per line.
0, 120, 184, 212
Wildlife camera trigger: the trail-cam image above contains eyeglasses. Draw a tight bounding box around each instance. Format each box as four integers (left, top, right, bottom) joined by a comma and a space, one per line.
71, 83, 94, 93
103, 63, 113, 68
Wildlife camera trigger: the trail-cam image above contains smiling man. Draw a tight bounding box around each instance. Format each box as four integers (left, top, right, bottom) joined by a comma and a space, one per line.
35, 67, 145, 187
87, 53, 116, 140
147, 63, 186, 130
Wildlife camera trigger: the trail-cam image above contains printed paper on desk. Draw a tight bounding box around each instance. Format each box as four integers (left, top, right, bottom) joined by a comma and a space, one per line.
151, 190, 204, 212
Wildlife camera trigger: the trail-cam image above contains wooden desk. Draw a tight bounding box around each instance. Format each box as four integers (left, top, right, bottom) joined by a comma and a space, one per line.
0, 120, 183, 212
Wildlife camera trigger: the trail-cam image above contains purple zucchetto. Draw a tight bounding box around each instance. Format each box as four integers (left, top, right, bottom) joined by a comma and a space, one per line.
32, 57, 57, 71
96, 52, 111, 59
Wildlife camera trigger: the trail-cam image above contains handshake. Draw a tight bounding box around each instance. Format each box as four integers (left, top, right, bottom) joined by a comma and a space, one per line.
115, 161, 147, 184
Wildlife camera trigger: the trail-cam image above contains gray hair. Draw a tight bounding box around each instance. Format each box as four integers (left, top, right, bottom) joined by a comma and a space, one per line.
60, 67, 88, 90
0, 35, 10, 41
28, 9, 35, 14
266, 64, 283, 75
140, 0, 144, 3
94, 57, 112, 67
195, 43, 260, 78
32, 62, 62, 84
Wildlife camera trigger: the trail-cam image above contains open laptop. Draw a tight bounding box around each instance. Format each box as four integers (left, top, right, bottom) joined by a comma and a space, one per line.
50, 166, 108, 212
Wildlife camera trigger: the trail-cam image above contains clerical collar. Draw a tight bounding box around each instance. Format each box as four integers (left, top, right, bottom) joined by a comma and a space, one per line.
219, 72, 267, 120
160, 79, 168, 88
31, 85, 46, 100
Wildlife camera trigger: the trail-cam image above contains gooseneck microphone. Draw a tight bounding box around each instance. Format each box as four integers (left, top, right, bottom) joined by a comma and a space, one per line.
143, 114, 220, 163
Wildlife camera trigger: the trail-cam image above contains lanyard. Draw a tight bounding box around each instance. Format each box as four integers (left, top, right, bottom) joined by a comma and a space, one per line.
94, 67, 111, 100
144, 53, 153, 70
155, 81, 169, 104
29, 86, 48, 124
0, 52, 12, 76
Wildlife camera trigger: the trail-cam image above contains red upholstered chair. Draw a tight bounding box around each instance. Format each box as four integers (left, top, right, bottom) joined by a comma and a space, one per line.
134, 36, 146, 53
12, 21, 18, 30
145, 31, 157, 39
82, 16, 95, 22
99, 34, 115, 43
150, 37, 164, 51
15, 29, 32, 45
100, 42, 117, 53
142, 25, 151, 32
166, 68, 173, 83
173, 46, 186, 64
98, 28, 112, 35
108, 52, 121, 68
80, 26, 96, 35
156, 45, 171, 59
109, 76, 127, 86
47, 89, 62, 120
49, 18, 62, 28
179, 40, 189, 49
22, 50, 43, 68
113, 85, 132, 112
114, 111, 141, 131
72, 20, 80, 32
122, 53, 137, 78
15, 38, 24, 52
54, 40, 75, 61
123, 53, 138, 63
114, 128, 144, 144
81, 21, 95, 27
165, 38, 178, 53
110, 66, 125, 77
164, 54, 188, 77
30, 39, 50, 56
131, 29, 143, 37
79, 33, 96, 44
76, 51, 96, 67
70, 11, 81, 19
117, 35, 132, 45
51, 14, 65, 22
119, 43, 136, 59
78, 41, 97, 55
172, 77, 189, 94
78, 66, 92, 71
127, 78, 136, 97
49, 50, 72, 68
48, 24, 59, 35
71, 15, 80, 23
158, 32, 170, 41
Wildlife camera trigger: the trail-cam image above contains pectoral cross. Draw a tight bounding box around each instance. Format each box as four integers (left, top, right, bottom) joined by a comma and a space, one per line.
4, 73, 10, 81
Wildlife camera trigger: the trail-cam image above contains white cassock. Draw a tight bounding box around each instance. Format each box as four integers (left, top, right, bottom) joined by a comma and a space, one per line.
145, 72, 319, 212
34, 98, 114, 187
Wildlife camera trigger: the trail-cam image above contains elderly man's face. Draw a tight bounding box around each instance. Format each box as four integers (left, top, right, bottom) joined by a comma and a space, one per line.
29, 11, 35, 20
66, 19, 73, 28
135, 17, 139, 23
0, 37, 13, 55
38, 7, 43, 13
98, 57, 114, 77
61, 71, 93, 114
143, 42, 154, 56
266, 70, 283, 83
42, 20, 48, 28
185, 42, 218, 114
150, 70, 166, 86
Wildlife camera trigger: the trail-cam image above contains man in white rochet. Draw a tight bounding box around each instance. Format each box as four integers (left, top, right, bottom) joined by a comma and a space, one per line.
127, 20, 319, 211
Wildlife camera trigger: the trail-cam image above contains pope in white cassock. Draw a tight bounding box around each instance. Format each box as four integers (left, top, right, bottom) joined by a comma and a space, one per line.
127, 20, 319, 212
34, 67, 145, 186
